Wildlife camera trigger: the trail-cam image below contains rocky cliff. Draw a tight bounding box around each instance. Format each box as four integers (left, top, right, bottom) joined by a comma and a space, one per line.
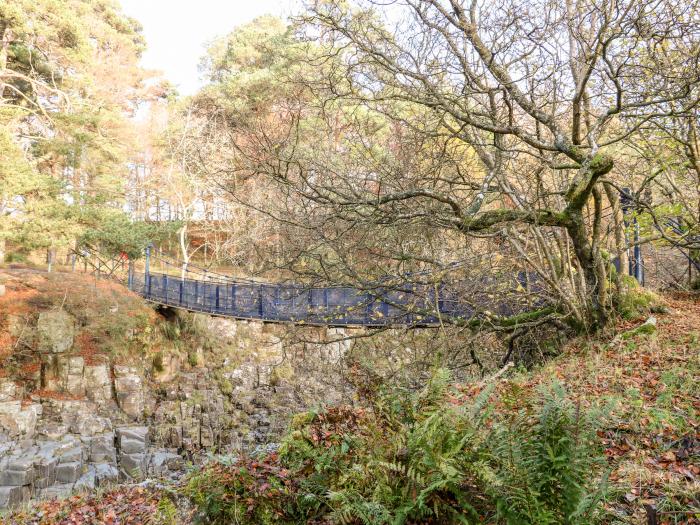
0, 270, 359, 510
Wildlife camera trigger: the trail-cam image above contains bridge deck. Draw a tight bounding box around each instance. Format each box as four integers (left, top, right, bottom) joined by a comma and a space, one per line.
129, 271, 530, 327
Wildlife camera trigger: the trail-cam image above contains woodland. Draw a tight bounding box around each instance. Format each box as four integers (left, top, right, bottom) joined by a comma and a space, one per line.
1, 0, 699, 523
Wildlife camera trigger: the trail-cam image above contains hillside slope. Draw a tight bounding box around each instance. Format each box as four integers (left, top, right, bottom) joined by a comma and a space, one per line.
4, 291, 697, 524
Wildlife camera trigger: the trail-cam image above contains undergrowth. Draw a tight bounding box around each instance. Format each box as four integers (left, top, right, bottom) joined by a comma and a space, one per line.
185, 370, 608, 524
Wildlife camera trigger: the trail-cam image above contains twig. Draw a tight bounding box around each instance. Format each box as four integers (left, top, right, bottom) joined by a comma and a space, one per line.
476, 362, 514, 389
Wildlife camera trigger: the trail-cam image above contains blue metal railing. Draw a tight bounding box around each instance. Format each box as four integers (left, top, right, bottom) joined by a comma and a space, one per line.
128, 271, 535, 327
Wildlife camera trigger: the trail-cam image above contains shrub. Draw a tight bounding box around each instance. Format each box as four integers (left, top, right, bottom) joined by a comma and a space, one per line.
185, 371, 608, 524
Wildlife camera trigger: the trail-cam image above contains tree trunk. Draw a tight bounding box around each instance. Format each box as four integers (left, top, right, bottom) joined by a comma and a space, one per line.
566, 211, 610, 330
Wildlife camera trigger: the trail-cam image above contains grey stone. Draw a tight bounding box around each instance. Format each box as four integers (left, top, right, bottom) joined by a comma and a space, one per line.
65, 356, 85, 375
58, 446, 83, 464
72, 415, 111, 436
116, 426, 148, 445
88, 433, 116, 463
115, 375, 142, 392
148, 452, 184, 476
8, 454, 35, 471
64, 374, 85, 397
94, 463, 119, 487
39, 483, 73, 501
0, 468, 33, 486
0, 485, 29, 509
119, 453, 145, 479
0, 401, 41, 438
37, 309, 75, 353
55, 461, 82, 483
34, 476, 52, 489
114, 375, 144, 418
37, 422, 69, 440
113, 365, 137, 378
73, 466, 96, 491
33, 456, 58, 485
84, 363, 111, 403
0, 380, 17, 402
119, 437, 145, 455
84, 364, 110, 387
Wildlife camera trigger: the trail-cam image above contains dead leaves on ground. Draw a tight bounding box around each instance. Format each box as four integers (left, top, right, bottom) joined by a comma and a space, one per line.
5, 486, 164, 525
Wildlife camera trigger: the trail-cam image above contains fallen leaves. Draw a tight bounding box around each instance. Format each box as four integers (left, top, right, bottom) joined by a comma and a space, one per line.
6, 486, 164, 525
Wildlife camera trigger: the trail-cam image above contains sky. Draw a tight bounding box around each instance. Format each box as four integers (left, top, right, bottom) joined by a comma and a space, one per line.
119, 0, 299, 95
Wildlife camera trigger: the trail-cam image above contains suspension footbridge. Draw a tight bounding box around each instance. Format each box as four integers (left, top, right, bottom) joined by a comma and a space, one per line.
125, 251, 536, 327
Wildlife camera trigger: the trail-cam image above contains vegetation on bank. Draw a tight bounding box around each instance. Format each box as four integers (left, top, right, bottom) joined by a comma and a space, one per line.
183, 294, 698, 525
186, 374, 608, 525
2, 287, 697, 524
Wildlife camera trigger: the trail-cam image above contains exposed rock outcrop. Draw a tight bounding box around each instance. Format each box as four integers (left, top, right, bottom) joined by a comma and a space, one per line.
0, 270, 362, 509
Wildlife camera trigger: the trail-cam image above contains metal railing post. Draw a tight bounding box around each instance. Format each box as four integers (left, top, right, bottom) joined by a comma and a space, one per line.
145, 244, 152, 298
620, 188, 644, 283
258, 286, 264, 318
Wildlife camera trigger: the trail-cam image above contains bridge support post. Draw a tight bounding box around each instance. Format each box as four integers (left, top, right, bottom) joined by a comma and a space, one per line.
163, 274, 168, 303
215, 284, 220, 312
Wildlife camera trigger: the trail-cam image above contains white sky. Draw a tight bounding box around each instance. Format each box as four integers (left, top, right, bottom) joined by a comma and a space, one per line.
119, 0, 299, 95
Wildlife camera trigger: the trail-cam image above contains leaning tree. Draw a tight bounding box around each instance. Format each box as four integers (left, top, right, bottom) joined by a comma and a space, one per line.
281, 0, 700, 329
182, 2, 700, 335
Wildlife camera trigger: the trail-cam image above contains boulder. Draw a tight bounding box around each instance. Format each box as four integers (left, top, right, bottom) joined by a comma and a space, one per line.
32, 455, 58, 487
72, 415, 111, 437
116, 426, 148, 446
36, 422, 69, 440
37, 309, 75, 354
148, 451, 184, 477
62, 356, 85, 397
58, 447, 83, 464
119, 437, 145, 455
0, 468, 33, 486
0, 380, 18, 402
73, 465, 96, 491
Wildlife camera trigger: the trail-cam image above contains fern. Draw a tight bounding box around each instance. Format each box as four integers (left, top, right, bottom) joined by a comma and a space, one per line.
186, 371, 608, 524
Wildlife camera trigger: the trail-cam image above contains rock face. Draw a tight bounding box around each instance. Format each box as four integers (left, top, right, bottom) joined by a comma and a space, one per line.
0, 426, 183, 509
0, 274, 364, 510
